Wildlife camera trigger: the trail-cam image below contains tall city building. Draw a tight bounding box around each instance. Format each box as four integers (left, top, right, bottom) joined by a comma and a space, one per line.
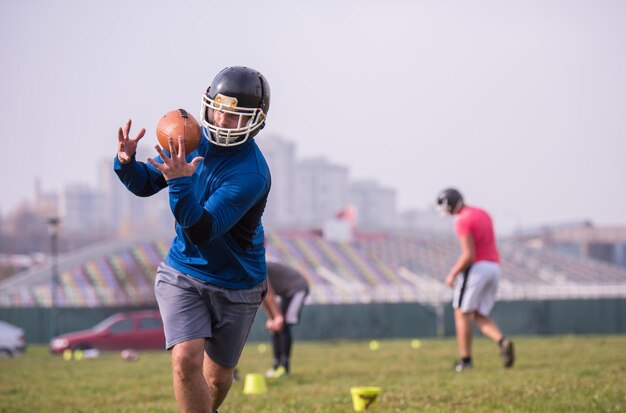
295, 157, 350, 228
59, 183, 105, 237
256, 135, 297, 229
34, 178, 58, 218
348, 180, 397, 230
97, 151, 171, 239
259, 135, 401, 231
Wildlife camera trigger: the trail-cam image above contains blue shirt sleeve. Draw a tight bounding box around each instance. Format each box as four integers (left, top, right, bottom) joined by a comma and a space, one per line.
113, 155, 167, 197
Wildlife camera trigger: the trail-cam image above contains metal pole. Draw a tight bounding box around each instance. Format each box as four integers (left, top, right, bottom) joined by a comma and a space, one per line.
435, 302, 445, 338
47, 217, 60, 340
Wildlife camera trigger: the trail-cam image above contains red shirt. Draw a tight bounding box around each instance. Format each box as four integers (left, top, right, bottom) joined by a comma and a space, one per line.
454, 205, 500, 263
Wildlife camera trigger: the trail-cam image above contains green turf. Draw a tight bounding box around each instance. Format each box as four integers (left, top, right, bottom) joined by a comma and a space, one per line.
0, 336, 624, 412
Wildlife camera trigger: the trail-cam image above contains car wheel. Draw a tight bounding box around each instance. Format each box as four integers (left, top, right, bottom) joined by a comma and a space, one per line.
0, 348, 13, 357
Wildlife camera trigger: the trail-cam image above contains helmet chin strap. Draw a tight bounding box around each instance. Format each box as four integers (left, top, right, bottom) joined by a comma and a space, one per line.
204, 127, 250, 147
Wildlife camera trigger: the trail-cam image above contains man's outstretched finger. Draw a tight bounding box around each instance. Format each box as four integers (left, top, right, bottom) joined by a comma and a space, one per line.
154, 145, 171, 162
168, 137, 178, 157
147, 157, 166, 171
123, 119, 132, 138
177, 136, 186, 159
134, 128, 146, 142
189, 157, 204, 170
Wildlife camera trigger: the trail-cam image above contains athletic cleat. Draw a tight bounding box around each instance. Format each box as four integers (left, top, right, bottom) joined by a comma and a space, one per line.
453, 359, 473, 372
266, 365, 288, 379
500, 339, 515, 368
272, 365, 287, 378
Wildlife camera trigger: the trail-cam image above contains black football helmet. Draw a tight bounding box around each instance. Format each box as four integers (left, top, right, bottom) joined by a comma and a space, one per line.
437, 188, 464, 215
201, 66, 271, 147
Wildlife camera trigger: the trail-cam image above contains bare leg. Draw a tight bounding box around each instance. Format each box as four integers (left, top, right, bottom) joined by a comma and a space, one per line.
475, 312, 514, 367
474, 312, 503, 343
203, 352, 234, 412
454, 308, 472, 358
171, 339, 212, 413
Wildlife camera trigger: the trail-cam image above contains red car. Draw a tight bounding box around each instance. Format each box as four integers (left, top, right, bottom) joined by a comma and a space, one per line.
49, 310, 165, 353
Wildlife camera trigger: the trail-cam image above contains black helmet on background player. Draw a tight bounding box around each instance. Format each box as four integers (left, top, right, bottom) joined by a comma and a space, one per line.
201, 66, 271, 147
437, 188, 464, 215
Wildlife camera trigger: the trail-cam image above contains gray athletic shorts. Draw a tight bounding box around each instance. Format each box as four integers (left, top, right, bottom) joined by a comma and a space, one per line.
452, 261, 500, 316
154, 261, 267, 368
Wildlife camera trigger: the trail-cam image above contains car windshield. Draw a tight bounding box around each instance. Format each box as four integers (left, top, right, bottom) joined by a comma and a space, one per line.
91, 314, 121, 331
139, 317, 161, 330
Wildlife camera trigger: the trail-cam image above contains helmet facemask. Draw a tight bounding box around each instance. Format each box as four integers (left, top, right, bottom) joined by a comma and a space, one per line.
201, 93, 266, 147
436, 190, 464, 216
437, 199, 460, 216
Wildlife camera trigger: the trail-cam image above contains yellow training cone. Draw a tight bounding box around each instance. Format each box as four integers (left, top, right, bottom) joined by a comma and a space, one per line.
350, 386, 381, 411
243, 373, 267, 395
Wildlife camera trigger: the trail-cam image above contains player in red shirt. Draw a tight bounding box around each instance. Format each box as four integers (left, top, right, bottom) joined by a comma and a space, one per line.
437, 188, 514, 371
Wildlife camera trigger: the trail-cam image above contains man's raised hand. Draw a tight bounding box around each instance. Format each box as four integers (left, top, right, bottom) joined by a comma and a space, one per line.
147, 136, 203, 180
117, 119, 146, 164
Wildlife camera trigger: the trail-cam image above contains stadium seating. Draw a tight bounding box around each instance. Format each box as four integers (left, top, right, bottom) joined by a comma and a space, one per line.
1, 230, 625, 307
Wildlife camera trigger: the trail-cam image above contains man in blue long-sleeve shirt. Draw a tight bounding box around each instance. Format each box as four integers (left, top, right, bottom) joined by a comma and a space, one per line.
115, 66, 271, 413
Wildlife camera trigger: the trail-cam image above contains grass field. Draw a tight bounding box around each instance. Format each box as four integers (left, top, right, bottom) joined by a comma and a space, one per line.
0, 335, 624, 412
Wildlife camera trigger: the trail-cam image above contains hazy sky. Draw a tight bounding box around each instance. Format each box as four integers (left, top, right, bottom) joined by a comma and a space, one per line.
1, 0, 624, 234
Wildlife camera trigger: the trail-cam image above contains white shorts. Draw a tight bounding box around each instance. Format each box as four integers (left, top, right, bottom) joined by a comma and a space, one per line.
278, 289, 308, 325
452, 261, 500, 316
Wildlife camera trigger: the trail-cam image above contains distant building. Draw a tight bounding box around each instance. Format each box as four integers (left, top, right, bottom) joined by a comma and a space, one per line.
348, 180, 397, 230
256, 135, 298, 228
397, 208, 454, 234
59, 184, 105, 236
98, 152, 171, 239
97, 158, 124, 232
259, 135, 401, 231
518, 222, 626, 268
34, 178, 58, 218
295, 157, 349, 228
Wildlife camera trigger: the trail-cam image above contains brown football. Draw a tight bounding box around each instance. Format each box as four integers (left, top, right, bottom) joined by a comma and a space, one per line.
156, 109, 202, 152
